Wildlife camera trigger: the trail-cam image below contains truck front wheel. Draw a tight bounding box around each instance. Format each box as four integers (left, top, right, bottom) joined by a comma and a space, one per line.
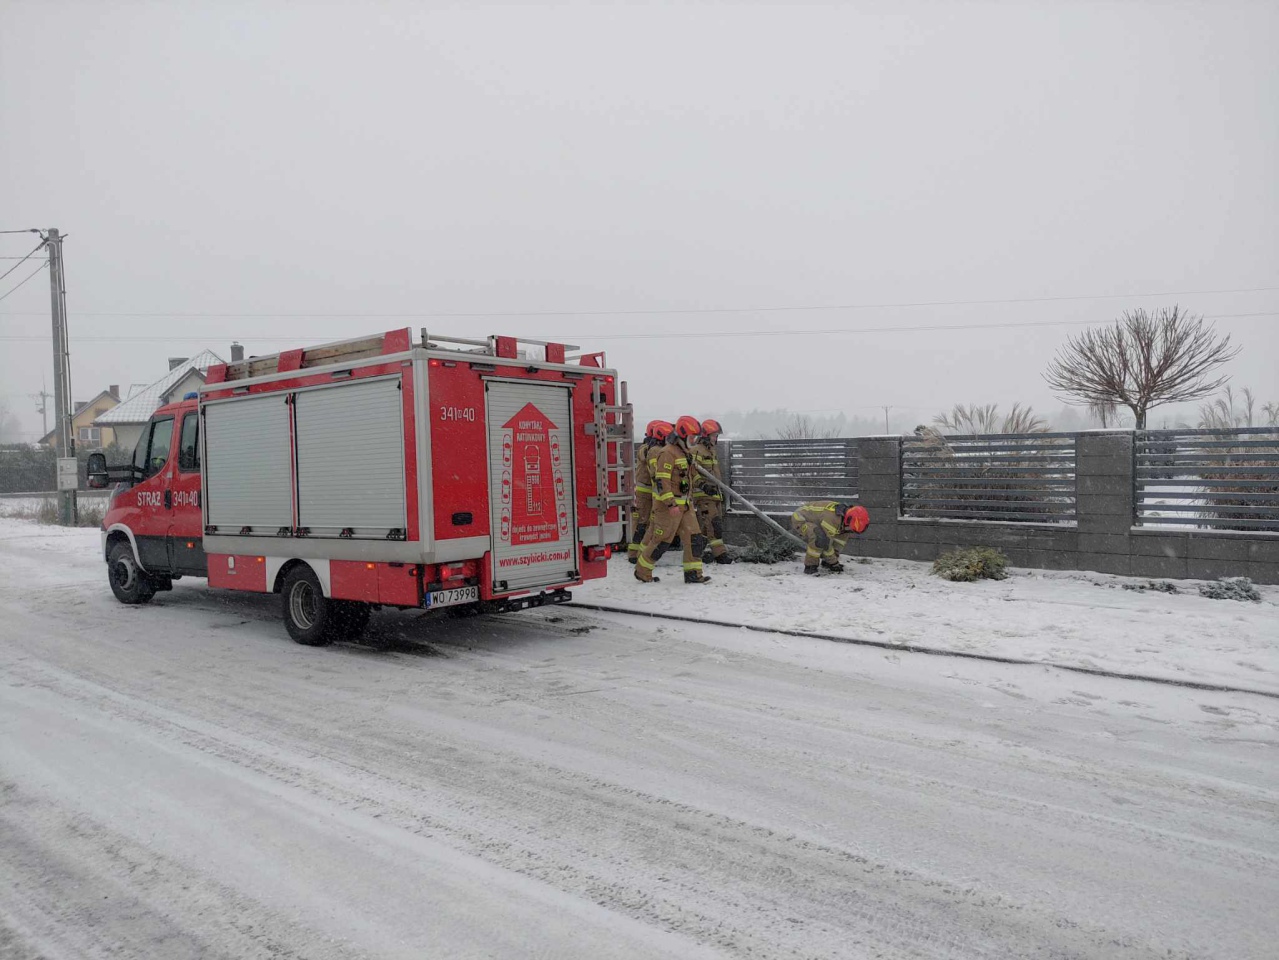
282, 565, 335, 646
108, 541, 155, 605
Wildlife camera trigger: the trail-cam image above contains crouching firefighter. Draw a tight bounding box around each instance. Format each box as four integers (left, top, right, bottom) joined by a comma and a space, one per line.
635, 416, 712, 584
790, 501, 871, 575
628, 420, 671, 563
691, 417, 731, 564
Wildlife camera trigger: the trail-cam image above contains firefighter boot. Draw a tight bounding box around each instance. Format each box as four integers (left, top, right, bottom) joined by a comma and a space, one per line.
684, 570, 711, 584
804, 565, 819, 575
822, 560, 845, 573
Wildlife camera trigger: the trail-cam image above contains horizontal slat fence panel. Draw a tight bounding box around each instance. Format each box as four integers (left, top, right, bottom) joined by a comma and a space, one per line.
902, 432, 1076, 524
724, 438, 858, 515
1135, 427, 1279, 532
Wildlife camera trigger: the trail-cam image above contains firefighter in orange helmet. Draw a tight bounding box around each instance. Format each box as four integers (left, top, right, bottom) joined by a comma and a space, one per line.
635, 416, 712, 584
790, 501, 870, 574
628, 420, 671, 562
691, 418, 731, 564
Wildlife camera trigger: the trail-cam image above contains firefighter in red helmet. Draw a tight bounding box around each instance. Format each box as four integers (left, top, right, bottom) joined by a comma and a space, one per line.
628, 420, 672, 562
691, 417, 731, 564
790, 501, 870, 574
635, 416, 712, 584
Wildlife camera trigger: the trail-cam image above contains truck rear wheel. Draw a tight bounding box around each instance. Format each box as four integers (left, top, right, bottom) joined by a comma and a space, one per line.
108, 541, 155, 605
282, 565, 335, 646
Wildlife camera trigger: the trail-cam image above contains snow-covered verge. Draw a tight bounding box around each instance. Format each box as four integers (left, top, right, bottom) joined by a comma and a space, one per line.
576, 553, 1279, 694
2, 514, 1277, 958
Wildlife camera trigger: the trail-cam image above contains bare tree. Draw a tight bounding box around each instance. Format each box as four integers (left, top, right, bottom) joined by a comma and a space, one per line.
932, 402, 1049, 435
1087, 400, 1124, 428
775, 414, 840, 440
1043, 306, 1239, 429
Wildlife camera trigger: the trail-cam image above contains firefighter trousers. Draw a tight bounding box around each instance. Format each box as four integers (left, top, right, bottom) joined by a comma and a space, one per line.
635, 504, 705, 582
791, 518, 847, 570
628, 490, 653, 557
694, 497, 727, 558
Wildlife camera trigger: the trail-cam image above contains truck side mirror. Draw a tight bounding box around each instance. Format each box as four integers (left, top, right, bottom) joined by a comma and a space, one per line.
86, 452, 108, 489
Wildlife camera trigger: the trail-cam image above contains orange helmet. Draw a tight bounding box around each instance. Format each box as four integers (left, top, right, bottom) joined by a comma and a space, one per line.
674, 415, 702, 441
843, 504, 870, 534
648, 420, 675, 442
701, 418, 723, 436
645, 420, 669, 439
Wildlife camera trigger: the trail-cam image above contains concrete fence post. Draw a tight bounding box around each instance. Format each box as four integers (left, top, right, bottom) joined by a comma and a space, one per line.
1075, 432, 1135, 575
847, 436, 902, 557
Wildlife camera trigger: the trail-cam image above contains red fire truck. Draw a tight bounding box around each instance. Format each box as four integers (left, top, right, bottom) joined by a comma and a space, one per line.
89, 329, 632, 645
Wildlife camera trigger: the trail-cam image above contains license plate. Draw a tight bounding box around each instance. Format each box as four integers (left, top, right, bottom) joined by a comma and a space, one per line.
424, 585, 479, 609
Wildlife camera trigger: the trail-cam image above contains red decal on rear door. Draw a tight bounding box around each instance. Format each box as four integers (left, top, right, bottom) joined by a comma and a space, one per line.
501, 403, 570, 546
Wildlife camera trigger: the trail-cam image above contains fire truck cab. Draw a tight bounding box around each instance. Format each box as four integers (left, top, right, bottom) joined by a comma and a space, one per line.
90, 329, 632, 645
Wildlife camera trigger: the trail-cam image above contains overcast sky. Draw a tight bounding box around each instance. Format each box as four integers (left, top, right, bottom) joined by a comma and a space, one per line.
2, 0, 1276, 441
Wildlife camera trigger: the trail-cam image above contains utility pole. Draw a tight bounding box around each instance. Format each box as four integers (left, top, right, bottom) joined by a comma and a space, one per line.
45, 229, 76, 524
31, 383, 51, 436
882, 405, 891, 434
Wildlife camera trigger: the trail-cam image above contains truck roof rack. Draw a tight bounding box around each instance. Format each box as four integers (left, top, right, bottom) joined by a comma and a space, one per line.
420, 330, 584, 362
206, 328, 601, 386
212, 329, 414, 383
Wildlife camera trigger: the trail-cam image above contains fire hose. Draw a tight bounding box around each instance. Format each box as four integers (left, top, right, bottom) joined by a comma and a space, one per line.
693, 463, 809, 550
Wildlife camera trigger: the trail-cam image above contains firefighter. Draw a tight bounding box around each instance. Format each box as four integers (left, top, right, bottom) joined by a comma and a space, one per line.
635, 416, 711, 584
628, 420, 671, 563
790, 501, 870, 574
691, 417, 731, 564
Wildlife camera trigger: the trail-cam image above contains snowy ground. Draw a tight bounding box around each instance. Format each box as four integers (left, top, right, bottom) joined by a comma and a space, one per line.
577, 553, 1279, 694
1, 516, 1277, 959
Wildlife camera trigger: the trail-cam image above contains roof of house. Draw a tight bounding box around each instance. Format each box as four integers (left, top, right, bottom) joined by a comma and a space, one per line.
95, 350, 223, 425
39, 388, 122, 444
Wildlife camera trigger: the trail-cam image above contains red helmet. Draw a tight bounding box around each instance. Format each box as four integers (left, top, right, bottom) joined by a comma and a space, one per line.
701, 418, 723, 436
644, 420, 668, 439
843, 504, 870, 534
648, 420, 675, 442
674, 416, 702, 441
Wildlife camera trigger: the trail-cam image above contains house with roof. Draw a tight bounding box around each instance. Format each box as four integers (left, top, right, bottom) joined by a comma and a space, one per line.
39, 386, 122, 450
94, 350, 229, 453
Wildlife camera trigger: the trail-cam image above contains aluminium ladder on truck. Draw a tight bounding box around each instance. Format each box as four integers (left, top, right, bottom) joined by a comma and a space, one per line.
588, 378, 634, 553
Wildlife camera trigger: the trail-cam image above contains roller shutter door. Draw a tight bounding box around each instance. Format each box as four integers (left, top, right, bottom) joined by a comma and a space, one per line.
204, 394, 293, 532
295, 377, 406, 537
486, 381, 577, 592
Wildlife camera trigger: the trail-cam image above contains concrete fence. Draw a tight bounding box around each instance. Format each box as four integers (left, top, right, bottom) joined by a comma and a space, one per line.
723, 433, 1279, 584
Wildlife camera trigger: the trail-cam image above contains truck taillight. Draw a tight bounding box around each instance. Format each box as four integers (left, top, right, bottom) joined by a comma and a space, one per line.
584, 545, 611, 562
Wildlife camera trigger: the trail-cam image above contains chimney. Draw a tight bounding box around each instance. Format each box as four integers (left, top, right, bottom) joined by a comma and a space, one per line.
230, 342, 245, 362
168, 357, 188, 370
109, 384, 119, 399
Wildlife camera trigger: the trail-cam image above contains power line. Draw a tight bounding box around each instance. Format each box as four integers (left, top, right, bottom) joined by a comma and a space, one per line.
0, 241, 46, 284
0, 310, 1273, 345
0, 261, 49, 304
0, 284, 1275, 321
0, 229, 41, 235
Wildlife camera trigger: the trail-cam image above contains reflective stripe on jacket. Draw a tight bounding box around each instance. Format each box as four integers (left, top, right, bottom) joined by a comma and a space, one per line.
690, 437, 724, 500
652, 441, 692, 506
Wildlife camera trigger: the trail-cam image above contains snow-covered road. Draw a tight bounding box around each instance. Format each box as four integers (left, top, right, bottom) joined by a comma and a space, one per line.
1, 519, 1276, 959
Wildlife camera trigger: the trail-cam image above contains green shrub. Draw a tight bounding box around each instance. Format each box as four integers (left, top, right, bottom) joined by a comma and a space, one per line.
737, 529, 799, 564
931, 546, 1009, 582
1198, 577, 1261, 602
